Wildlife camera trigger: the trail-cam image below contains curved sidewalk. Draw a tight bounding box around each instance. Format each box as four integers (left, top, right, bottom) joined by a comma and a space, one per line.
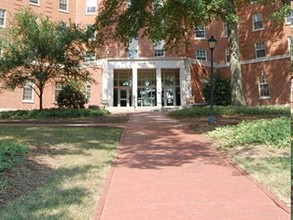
94, 112, 289, 220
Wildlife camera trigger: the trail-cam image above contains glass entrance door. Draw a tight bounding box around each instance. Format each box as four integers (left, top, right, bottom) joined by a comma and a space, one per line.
119, 88, 130, 107
163, 87, 175, 106
162, 69, 181, 107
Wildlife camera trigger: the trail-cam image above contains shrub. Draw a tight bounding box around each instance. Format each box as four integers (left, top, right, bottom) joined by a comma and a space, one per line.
57, 81, 87, 109
168, 105, 290, 118
0, 108, 110, 119
208, 117, 290, 148
0, 141, 28, 172
202, 73, 231, 106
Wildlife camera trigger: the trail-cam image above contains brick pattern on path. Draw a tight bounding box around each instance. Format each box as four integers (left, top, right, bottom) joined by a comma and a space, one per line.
95, 112, 289, 220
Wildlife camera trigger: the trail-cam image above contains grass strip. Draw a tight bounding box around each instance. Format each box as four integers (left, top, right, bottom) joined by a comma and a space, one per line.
0, 126, 122, 220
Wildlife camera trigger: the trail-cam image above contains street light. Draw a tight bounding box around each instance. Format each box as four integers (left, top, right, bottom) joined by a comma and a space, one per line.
207, 36, 217, 124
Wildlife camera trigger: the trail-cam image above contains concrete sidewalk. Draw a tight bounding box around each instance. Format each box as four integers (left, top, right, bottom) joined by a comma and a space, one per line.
94, 112, 289, 220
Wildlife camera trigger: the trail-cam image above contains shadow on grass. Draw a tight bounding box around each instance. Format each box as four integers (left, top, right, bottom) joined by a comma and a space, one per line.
1, 164, 101, 219
0, 127, 122, 219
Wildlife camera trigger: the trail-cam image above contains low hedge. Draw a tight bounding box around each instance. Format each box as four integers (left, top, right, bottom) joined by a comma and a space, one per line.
0, 108, 110, 120
168, 105, 290, 118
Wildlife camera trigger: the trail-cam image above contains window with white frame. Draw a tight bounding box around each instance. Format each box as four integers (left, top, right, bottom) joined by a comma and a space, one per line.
128, 38, 138, 58
59, 0, 68, 12
85, 82, 91, 100
86, 24, 96, 41
255, 42, 266, 58
225, 48, 230, 63
195, 27, 205, 39
154, 40, 165, 57
258, 74, 270, 98
23, 81, 34, 101
55, 82, 63, 102
223, 23, 228, 38
252, 14, 263, 30
286, 10, 293, 25
86, 0, 97, 14
85, 50, 96, 61
0, 9, 6, 27
29, 0, 39, 5
153, 0, 163, 12
288, 36, 292, 55
291, 79, 293, 102
195, 50, 207, 61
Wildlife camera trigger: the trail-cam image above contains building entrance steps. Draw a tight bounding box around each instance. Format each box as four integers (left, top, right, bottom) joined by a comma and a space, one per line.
94, 112, 289, 220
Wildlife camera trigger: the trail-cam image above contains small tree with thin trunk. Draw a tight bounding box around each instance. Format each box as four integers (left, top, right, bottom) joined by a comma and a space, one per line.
0, 8, 93, 109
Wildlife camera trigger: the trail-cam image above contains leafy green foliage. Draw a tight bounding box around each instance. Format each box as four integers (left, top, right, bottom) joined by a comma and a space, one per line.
168, 105, 290, 118
57, 81, 87, 109
0, 141, 28, 172
202, 73, 231, 106
0, 108, 109, 120
208, 117, 290, 148
0, 8, 92, 109
0, 141, 28, 189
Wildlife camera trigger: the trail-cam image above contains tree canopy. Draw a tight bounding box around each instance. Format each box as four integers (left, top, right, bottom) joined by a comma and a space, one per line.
95, 0, 289, 50
95, 0, 290, 106
0, 8, 93, 109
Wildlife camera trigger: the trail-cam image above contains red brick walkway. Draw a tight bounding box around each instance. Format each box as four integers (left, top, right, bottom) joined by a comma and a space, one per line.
94, 112, 290, 220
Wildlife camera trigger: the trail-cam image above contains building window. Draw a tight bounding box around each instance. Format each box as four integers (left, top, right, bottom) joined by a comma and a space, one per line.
59, 0, 68, 12
255, 42, 266, 58
127, 0, 132, 8
85, 82, 91, 100
0, 9, 6, 27
223, 23, 228, 38
286, 10, 293, 25
288, 36, 292, 55
86, 25, 96, 41
55, 83, 63, 102
85, 50, 96, 61
29, 0, 40, 5
252, 14, 263, 30
195, 27, 205, 39
128, 38, 138, 58
153, 0, 163, 12
23, 81, 34, 101
258, 74, 270, 98
225, 48, 230, 63
86, 0, 97, 14
154, 40, 165, 57
195, 50, 207, 61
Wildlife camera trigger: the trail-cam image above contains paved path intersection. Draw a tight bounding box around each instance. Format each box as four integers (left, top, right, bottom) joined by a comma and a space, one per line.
94, 112, 289, 220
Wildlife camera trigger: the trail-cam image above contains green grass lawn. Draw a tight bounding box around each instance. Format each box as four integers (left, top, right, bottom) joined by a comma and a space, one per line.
0, 126, 123, 220
208, 117, 290, 205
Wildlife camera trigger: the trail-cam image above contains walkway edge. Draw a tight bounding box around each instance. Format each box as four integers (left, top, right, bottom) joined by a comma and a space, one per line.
92, 123, 128, 220
211, 143, 291, 214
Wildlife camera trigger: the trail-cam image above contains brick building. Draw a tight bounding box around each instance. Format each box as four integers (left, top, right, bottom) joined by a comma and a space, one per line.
0, 0, 291, 111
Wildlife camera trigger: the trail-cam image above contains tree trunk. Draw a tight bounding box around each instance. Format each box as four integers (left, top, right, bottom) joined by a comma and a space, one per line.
229, 22, 246, 106
38, 86, 44, 110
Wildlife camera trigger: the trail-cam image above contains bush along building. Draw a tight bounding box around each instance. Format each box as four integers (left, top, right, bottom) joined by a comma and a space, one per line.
0, 0, 291, 111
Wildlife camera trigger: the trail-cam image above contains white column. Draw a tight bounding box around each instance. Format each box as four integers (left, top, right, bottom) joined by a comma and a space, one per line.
180, 60, 191, 106
132, 68, 138, 109
156, 67, 162, 108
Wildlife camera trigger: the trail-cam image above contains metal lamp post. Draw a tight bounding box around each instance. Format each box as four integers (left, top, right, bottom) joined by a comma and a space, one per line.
207, 36, 217, 124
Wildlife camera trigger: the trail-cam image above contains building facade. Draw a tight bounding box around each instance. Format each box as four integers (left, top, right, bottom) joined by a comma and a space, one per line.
0, 0, 291, 111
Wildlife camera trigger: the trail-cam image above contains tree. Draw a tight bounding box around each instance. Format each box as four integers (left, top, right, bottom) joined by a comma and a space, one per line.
95, 0, 289, 106
0, 8, 93, 109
